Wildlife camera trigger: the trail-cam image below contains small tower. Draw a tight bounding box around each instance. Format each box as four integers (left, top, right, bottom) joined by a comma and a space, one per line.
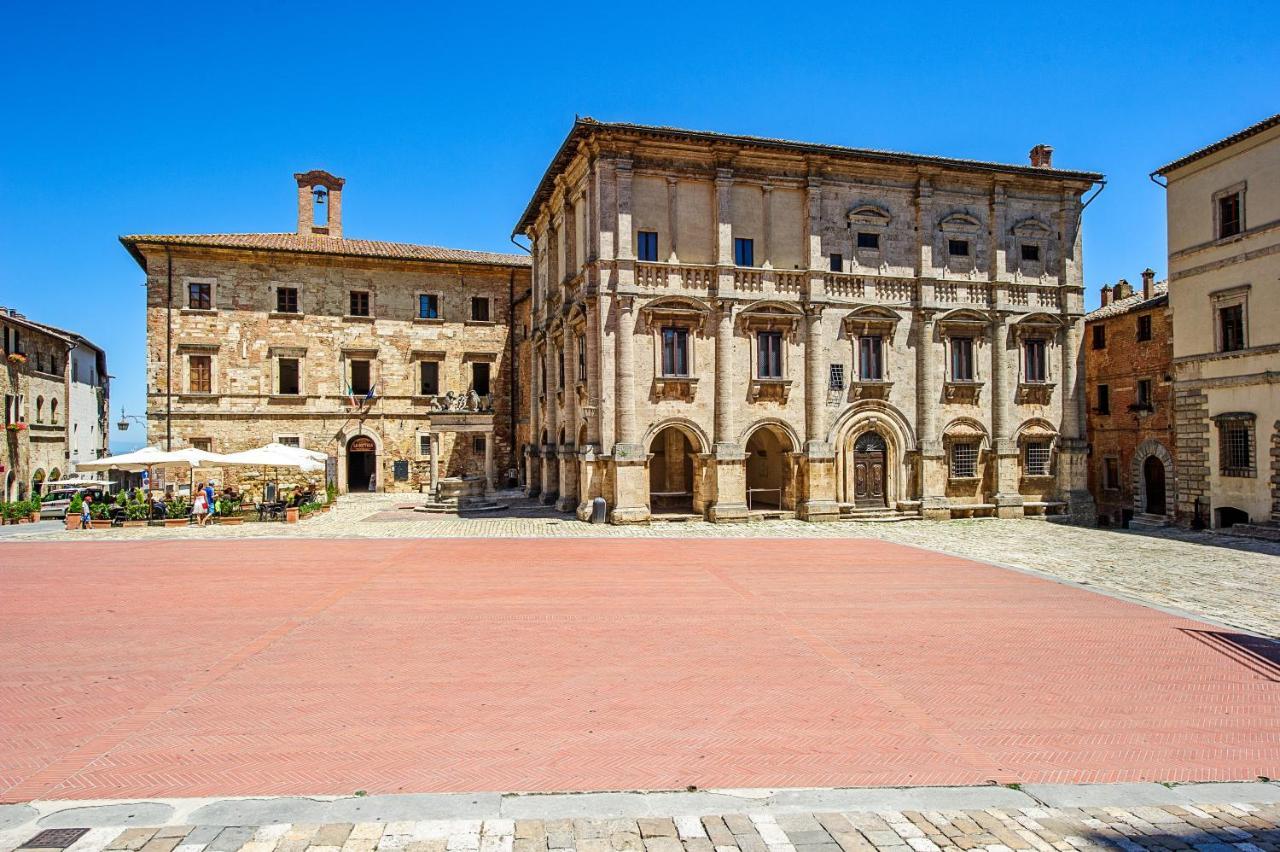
294, 170, 346, 238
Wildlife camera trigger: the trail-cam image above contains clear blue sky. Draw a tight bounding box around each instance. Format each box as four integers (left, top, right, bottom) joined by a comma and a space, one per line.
2, 2, 1276, 451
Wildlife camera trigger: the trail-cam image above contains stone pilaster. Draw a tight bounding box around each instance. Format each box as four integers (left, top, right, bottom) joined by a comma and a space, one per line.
1058, 315, 1095, 524
797, 305, 838, 522
709, 299, 748, 522
916, 307, 948, 520
990, 311, 1022, 517
610, 293, 648, 524
1174, 384, 1210, 527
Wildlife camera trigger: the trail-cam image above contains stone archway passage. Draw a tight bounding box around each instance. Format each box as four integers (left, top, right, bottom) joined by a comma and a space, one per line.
1143, 455, 1166, 515
346, 435, 377, 493
648, 426, 696, 514
745, 426, 793, 510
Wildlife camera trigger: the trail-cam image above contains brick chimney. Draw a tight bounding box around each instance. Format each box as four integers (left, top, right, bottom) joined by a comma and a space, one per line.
1141, 267, 1155, 300
1114, 278, 1133, 300
1030, 144, 1054, 168
1100, 284, 1112, 307
294, 170, 346, 238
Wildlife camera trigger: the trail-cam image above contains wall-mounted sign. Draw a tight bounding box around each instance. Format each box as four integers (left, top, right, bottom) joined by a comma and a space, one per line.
348, 437, 375, 454
392, 460, 409, 481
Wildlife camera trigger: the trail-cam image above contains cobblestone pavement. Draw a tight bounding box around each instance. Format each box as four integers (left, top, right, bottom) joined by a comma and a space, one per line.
4, 802, 1278, 852
4, 494, 1277, 637
2, 538, 1277, 800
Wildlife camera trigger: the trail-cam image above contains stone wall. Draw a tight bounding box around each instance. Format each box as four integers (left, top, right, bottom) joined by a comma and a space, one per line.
1173, 387, 1210, 526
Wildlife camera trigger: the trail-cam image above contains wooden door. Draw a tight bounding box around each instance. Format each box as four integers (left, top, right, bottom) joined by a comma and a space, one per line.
852, 432, 888, 508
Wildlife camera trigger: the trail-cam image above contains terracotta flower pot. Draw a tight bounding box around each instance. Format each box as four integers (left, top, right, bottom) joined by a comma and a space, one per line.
216, 516, 244, 525
90, 519, 112, 529
285, 507, 299, 524
163, 518, 189, 528
122, 520, 146, 528
30, 511, 40, 523
66, 514, 80, 531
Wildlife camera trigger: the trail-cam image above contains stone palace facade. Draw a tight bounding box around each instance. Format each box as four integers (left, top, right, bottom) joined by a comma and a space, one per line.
514, 120, 1102, 523
123, 171, 530, 495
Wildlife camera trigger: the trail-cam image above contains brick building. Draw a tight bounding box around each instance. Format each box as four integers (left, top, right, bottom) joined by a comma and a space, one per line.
1083, 271, 1175, 528
122, 171, 530, 496
1, 308, 110, 500
515, 119, 1103, 523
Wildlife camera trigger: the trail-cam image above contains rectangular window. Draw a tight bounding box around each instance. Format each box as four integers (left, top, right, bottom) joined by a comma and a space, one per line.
419, 434, 433, 456
418, 294, 439, 320
1025, 441, 1051, 476
472, 435, 486, 454
1103, 457, 1119, 490
856, 232, 880, 250
277, 436, 301, 448
830, 253, 843, 272
1021, 243, 1041, 262
1219, 304, 1245, 352
948, 238, 970, 257
277, 358, 300, 395
1136, 314, 1152, 342
188, 282, 212, 310
1218, 192, 1242, 239
1023, 338, 1047, 383
859, 336, 883, 381
1136, 378, 1153, 409
950, 337, 974, 382
419, 361, 439, 396
276, 286, 299, 314
188, 355, 211, 393
734, 237, 754, 267
661, 327, 689, 377
577, 333, 586, 381
1092, 324, 1106, 350
471, 297, 491, 322
349, 290, 370, 317
757, 331, 783, 379
558, 349, 565, 389
349, 359, 371, 396
190, 438, 212, 452
471, 362, 491, 396
828, 363, 845, 391
637, 231, 658, 262
1219, 421, 1253, 476
1097, 384, 1110, 415
950, 443, 977, 479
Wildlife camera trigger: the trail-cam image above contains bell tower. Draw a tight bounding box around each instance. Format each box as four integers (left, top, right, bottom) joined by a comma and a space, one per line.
294, 170, 346, 238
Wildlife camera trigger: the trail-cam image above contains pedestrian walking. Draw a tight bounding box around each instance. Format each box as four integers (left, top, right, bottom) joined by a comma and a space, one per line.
192, 482, 209, 527
80, 494, 92, 530
368, 471, 376, 492
204, 481, 216, 517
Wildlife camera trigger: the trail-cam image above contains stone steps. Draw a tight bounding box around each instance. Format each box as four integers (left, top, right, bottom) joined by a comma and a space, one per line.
1129, 512, 1171, 530
838, 505, 922, 523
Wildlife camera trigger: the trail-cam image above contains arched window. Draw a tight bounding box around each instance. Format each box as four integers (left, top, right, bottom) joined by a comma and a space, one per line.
312, 185, 329, 227
35, 395, 44, 423
50, 398, 59, 423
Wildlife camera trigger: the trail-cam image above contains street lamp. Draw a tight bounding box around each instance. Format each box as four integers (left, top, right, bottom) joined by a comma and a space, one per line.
116, 406, 146, 432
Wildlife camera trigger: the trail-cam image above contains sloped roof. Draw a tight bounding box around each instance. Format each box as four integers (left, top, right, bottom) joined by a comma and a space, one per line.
515, 118, 1105, 234
1084, 281, 1169, 321
1153, 113, 1280, 176
120, 232, 531, 269
0, 309, 106, 355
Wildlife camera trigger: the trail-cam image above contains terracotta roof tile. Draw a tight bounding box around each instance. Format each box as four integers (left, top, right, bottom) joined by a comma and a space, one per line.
1153, 113, 1280, 176
1084, 281, 1169, 321
119, 232, 531, 268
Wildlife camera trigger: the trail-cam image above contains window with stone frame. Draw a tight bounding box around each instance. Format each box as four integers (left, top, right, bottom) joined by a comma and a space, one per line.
1024, 441, 1052, 477
471, 297, 491, 322
1136, 313, 1152, 342
349, 359, 371, 396
1023, 338, 1048, 383
830, 253, 843, 272
1217, 189, 1243, 239
856, 231, 880, 250
188, 281, 213, 310
349, 290, 371, 317
858, 335, 884, 381
418, 294, 440, 320
636, 231, 659, 262
472, 435, 486, 454
276, 286, 299, 314
950, 442, 978, 479
419, 361, 439, 396
418, 434, 433, 456
661, 326, 690, 377
276, 436, 301, 448
190, 438, 212, 452
576, 333, 586, 383
471, 361, 491, 397
188, 355, 212, 394
1020, 243, 1041, 263
1135, 378, 1153, 410
277, 358, 300, 395
949, 336, 975, 382
1216, 415, 1255, 477
948, 238, 970, 258
757, 331, 784, 379
1219, 304, 1245, 352
558, 348, 566, 389
828, 363, 845, 392
733, 238, 754, 267
1092, 324, 1106, 350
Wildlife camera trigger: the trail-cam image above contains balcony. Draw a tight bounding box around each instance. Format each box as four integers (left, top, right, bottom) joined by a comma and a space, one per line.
634, 262, 715, 292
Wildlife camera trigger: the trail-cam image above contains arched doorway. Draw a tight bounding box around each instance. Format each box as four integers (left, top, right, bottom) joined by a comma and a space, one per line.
649, 426, 696, 513
346, 435, 377, 492
32, 469, 46, 498
852, 432, 888, 508
745, 425, 794, 510
1142, 455, 1166, 515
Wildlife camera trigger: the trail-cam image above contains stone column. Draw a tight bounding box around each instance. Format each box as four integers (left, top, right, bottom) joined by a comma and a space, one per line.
484, 430, 495, 496
990, 312, 1022, 517
797, 305, 838, 522
430, 432, 440, 499
666, 176, 679, 263
709, 300, 747, 523
917, 310, 948, 520
1058, 316, 1095, 523
610, 294, 649, 524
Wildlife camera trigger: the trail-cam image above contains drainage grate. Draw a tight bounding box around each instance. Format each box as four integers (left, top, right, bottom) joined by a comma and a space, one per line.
21, 829, 89, 849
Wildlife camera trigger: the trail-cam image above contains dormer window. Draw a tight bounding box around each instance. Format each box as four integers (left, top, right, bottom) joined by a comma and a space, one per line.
847, 205, 891, 258
939, 213, 981, 268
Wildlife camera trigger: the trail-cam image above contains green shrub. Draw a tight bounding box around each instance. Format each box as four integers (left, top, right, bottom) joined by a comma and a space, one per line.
165, 498, 191, 520
69, 493, 84, 515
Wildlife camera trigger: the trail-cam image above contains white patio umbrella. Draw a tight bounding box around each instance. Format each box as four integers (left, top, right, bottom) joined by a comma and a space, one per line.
74, 446, 235, 501
210, 443, 325, 504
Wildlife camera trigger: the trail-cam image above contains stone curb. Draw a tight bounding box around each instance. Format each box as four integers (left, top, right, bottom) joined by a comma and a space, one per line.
2, 781, 1278, 832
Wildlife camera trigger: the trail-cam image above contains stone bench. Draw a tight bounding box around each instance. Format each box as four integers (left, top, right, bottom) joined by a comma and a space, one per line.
949, 503, 997, 518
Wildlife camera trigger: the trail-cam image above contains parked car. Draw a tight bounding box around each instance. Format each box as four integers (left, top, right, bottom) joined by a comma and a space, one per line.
39, 486, 111, 519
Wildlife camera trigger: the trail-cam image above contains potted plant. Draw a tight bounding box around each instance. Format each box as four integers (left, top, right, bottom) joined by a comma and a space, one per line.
214, 495, 245, 525
89, 500, 113, 529
6, 422, 28, 433
164, 498, 191, 527
66, 493, 84, 530
122, 499, 149, 527
6, 352, 27, 366
30, 497, 42, 523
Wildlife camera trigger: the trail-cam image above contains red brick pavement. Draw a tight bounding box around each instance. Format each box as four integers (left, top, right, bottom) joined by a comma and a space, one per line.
1, 538, 1276, 801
